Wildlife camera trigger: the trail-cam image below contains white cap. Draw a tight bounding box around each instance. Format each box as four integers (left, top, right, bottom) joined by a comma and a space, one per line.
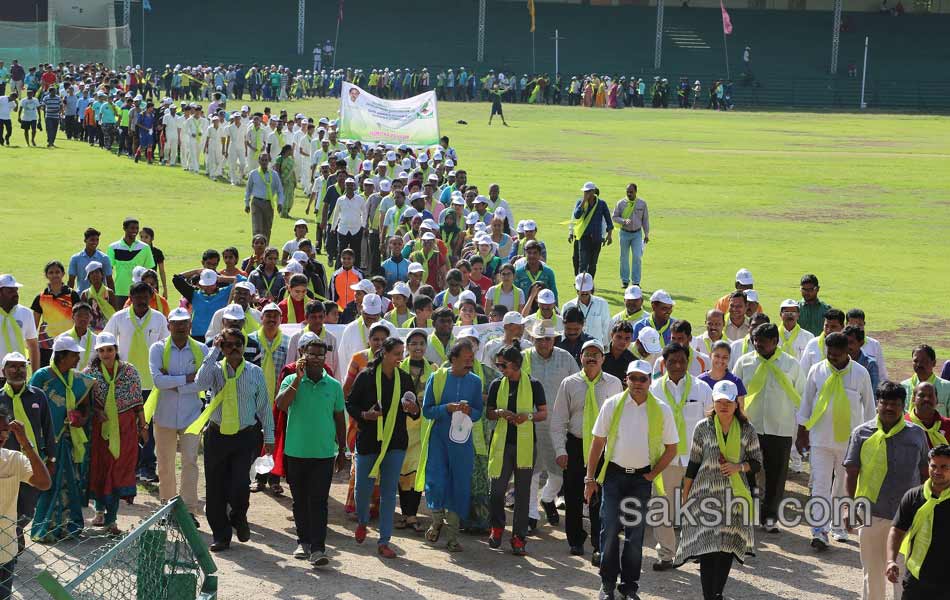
391, 282, 412, 297
516, 221, 525, 234
362, 160, 373, 171
291, 250, 309, 264
94, 332, 118, 350
523, 220, 537, 231
167, 307, 192, 322
396, 171, 409, 180
421, 232, 437, 241
52, 334, 84, 353
261, 302, 281, 313
712, 380, 739, 402
529, 319, 561, 338
422, 219, 439, 231
493, 207, 507, 220
361, 293, 383, 315
408, 262, 424, 274
780, 298, 799, 310
744, 290, 759, 303
234, 280, 256, 293
458, 290, 477, 305
281, 260, 304, 274
537, 289, 557, 305
626, 359, 653, 375
457, 326, 480, 341
735, 268, 754, 286
637, 327, 663, 354
222, 303, 246, 321
403, 207, 419, 220
433, 151, 443, 160
386, 150, 397, 161
474, 195, 488, 205
575, 273, 594, 292
350, 279, 375, 294
344, 177, 356, 184
581, 181, 596, 192
297, 331, 319, 349
84, 261, 104, 275
427, 173, 439, 183
451, 196, 465, 206
445, 158, 456, 167
650, 289, 675, 306
502, 311, 524, 326
419, 154, 429, 163
624, 285, 642, 300
379, 179, 392, 192
198, 269, 218, 287
132, 266, 148, 283
294, 219, 309, 227
581, 339, 605, 354
401, 158, 413, 169
409, 192, 425, 203
1, 352, 28, 367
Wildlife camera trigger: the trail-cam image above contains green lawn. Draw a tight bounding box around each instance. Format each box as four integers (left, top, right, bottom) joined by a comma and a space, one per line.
3, 98, 949, 376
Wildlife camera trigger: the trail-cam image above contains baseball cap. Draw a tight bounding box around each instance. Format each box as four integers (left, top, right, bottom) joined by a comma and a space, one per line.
523, 220, 537, 231
581, 339, 605, 354
465, 212, 479, 225
458, 290, 477, 305
529, 319, 560, 338
650, 289, 675, 306
408, 262, 424, 274
451, 196, 465, 206
575, 273, 594, 293
235, 280, 256, 294
780, 298, 799, 310
391, 282, 412, 297
422, 219, 439, 231
580, 181, 596, 192
222, 303, 246, 321
132, 266, 148, 283
361, 294, 383, 315
350, 279, 375, 294
297, 331, 319, 349
198, 269, 218, 287
624, 285, 643, 301
626, 359, 653, 375
637, 327, 663, 354
712, 380, 739, 402
281, 260, 304, 274
379, 179, 392, 192
744, 290, 759, 303
262, 302, 282, 314
84, 261, 104, 275
421, 232, 436, 241
291, 250, 310, 264
474, 195, 488, 205
167, 307, 192, 322
537, 289, 557, 305
1, 352, 28, 367
294, 219, 309, 227
52, 335, 84, 354
94, 332, 118, 350
736, 268, 754, 286
502, 311, 524, 326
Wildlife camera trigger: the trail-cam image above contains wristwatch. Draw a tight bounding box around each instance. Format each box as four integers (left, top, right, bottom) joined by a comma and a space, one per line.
527, 413, 534, 421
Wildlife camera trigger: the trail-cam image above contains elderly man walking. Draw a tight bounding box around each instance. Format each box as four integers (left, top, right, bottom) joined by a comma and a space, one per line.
244, 153, 285, 243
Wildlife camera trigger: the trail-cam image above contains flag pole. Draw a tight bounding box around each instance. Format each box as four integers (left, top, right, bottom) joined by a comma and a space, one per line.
332, 19, 340, 69
532, 30, 536, 73
722, 27, 730, 80
859, 35, 869, 109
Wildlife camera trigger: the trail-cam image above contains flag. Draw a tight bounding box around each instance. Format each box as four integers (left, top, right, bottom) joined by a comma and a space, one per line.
720, 0, 733, 35
338, 0, 344, 23
528, 0, 536, 33
143, 0, 152, 11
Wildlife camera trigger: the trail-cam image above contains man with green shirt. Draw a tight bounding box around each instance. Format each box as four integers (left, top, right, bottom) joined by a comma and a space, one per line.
902, 344, 950, 417
797, 273, 830, 337
275, 334, 346, 566
107, 217, 156, 306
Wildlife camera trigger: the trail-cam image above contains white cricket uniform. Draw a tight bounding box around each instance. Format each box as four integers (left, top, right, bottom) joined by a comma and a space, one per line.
225, 123, 247, 183
204, 125, 225, 178
161, 111, 180, 165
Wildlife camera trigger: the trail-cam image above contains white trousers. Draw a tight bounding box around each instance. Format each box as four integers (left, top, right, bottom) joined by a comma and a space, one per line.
163, 134, 179, 165
859, 517, 902, 600
808, 445, 847, 532
206, 146, 224, 178
227, 150, 246, 184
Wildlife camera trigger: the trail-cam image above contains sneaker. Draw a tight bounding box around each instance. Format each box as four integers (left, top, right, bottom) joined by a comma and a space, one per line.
811, 530, 829, 551
527, 518, 538, 535
377, 544, 397, 559
830, 529, 850, 543
569, 545, 585, 556
510, 535, 527, 556
652, 559, 675, 571
488, 527, 503, 549
598, 586, 615, 600
762, 519, 779, 534
309, 551, 329, 566
293, 543, 311, 559
355, 524, 367, 544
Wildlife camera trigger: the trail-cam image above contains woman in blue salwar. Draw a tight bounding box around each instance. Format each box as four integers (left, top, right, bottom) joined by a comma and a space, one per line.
28, 333, 93, 542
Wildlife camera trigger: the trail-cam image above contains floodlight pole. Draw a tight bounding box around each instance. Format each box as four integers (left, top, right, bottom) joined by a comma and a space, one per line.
123, 0, 131, 27
654, 0, 665, 70
830, 0, 842, 74
297, 0, 305, 55
859, 36, 869, 109
552, 29, 564, 75
477, 0, 486, 63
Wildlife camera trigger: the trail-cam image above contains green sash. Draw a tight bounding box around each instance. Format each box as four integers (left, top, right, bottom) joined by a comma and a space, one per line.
488, 375, 533, 478
143, 337, 205, 423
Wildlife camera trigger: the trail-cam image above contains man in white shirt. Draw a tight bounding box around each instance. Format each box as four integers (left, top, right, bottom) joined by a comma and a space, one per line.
692, 309, 728, 357
724, 291, 751, 341
296, 122, 313, 194
561, 273, 611, 346
550, 339, 623, 562
586, 360, 678, 600
0, 275, 39, 373
333, 178, 366, 269
338, 294, 389, 376
205, 282, 262, 341
845, 308, 888, 381
148, 308, 208, 519
653, 320, 710, 378
244, 114, 266, 164
204, 116, 226, 180
796, 332, 874, 549
800, 308, 846, 377
480, 311, 532, 364
778, 298, 814, 362
649, 342, 713, 569
160, 104, 180, 166
733, 323, 805, 532
224, 113, 246, 185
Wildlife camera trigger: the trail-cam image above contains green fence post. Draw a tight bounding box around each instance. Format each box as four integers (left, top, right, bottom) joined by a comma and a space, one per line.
171, 497, 218, 575
36, 571, 74, 600
137, 528, 169, 600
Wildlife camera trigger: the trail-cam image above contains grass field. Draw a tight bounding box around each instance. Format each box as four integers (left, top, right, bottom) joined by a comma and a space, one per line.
3, 99, 949, 376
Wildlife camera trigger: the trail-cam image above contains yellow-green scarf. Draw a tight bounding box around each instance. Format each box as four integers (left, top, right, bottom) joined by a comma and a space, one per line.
370, 366, 401, 479
186, 359, 244, 435
855, 416, 907, 502
49, 362, 87, 462
488, 374, 533, 478
714, 414, 753, 517
99, 362, 121, 459
803, 360, 854, 443
899, 478, 950, 578
2, 383, 36, 450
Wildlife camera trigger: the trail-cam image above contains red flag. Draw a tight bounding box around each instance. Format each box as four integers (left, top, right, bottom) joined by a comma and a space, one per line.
720, 0, 733, 35
338, 0, 344, 22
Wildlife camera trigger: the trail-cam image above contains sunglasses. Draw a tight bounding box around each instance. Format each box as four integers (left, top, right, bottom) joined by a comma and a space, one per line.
495, 361, 508, 371
627, 374, 649, 383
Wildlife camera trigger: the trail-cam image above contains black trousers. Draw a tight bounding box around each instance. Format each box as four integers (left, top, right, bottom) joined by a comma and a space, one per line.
203, 424, 258, 544
564, 433, 601, 551
44, 117, 58, 146
902, 575, 944, 600
286, 456, 334, 552
699, 551, 734, 600
0, 119, 10, 144
578, 237, 602, 278
399, 487, 422, 518
757, 434, 792, 523
336, 229, 363, 269
64, 115, 78, 139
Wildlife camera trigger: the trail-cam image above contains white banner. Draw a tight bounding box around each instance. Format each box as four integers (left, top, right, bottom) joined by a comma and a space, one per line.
338, 82, 440, 147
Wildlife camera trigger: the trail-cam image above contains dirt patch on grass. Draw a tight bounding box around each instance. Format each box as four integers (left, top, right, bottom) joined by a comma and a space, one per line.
754, 202, 882, 223
874, 318, 950, 381
801, 184, 890, 198
511, 151, 576, 163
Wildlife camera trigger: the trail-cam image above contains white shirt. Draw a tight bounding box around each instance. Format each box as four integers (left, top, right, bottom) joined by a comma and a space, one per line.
797, 359, 875, 450
728, 337, 754, 370
862, 335, 888, 381
148, 338, 210, 429
102, 307, 169, 387
205, 306, 263, 342
650, 374, 714, 465
550, 370, 624, 457
562, 295, 612, 346
245, 125, 267, 152
733, 351, 805, 438
691, 332, 728, 357
0, 448, 33, 564
0, 97, 13, 121
334, 193, 366, 235
653, 349, 711, 379
480, 337, 532, 365
161, 111, 180, 134
799, 335, 825, 378
282, 237, 306, 256
225, 123, 243, 147
780, 324, 815, 362
592, 392, 678, 470
0, 305, 38, 358
205, 125, 224, 151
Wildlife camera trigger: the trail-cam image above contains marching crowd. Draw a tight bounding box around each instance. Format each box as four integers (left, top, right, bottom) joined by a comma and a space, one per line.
0, 59, 948, 600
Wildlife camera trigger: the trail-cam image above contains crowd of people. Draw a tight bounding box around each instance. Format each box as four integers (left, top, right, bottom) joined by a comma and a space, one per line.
1, 57, 949, 600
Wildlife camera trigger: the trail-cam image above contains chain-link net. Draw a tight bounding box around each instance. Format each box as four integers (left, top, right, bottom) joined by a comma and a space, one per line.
0, 21, 132, 69
5, 499, 214, 600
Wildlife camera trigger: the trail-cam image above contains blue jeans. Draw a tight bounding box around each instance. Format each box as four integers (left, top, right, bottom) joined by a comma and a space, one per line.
618, 229, 644, 285
355, 449, 405, 546
599, 469, 653, 596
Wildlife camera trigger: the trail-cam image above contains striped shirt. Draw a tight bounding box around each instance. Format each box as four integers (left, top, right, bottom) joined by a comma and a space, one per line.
195, 352, 275, 443
42, 94, 62, 119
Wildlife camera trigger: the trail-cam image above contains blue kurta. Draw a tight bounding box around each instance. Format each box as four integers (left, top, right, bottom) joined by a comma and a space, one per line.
422, 371, 483, 517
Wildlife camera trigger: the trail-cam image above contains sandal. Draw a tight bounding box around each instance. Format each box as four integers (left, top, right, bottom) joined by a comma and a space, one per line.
250, 480, 267, 493
425, 523, 443, 543
91, 512, 105, 527
393, 515, 407, 530
105, 524, 123, 537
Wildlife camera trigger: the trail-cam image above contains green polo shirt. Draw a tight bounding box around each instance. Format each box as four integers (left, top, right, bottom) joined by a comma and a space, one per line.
280, 372, 344, 459
797, 299, 831, 337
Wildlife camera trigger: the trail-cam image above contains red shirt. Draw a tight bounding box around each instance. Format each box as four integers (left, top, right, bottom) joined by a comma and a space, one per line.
41, 71, 57, 89
904, 412, 950, 448
472, 275, 492, 295
278, 297, 307, 324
